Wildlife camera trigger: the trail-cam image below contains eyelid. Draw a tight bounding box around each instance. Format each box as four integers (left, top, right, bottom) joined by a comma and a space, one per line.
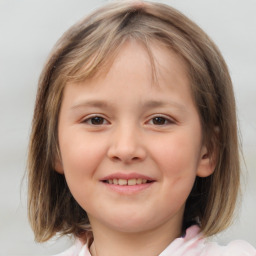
81, 114, 110, 125
146, 114, 176, 125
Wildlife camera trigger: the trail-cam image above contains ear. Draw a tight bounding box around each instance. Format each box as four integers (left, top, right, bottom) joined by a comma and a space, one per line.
55, 157, 64, 174
196, 145, 216, 178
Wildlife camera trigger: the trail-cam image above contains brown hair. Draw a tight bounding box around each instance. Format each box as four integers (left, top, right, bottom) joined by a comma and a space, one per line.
28, 0, 240, 242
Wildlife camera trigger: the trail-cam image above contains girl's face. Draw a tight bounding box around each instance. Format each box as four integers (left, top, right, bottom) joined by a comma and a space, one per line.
57, 40, 213, 236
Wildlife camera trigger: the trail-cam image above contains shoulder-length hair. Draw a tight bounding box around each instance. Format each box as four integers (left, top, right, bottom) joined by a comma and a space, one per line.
28, 0, 240, 242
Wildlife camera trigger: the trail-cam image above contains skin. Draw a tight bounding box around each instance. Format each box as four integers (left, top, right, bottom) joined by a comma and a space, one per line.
56, 40, 215, 256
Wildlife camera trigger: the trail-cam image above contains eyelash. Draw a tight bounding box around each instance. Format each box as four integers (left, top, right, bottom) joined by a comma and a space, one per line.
147, 115, 175, 126
82, 115, 175, 126
82, 115, 110, 125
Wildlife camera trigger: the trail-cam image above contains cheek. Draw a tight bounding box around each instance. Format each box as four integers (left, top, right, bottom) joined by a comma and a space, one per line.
60, 132, 107, 180
153, 134, 201, 177
149, 132, 201, 202
154, 140, 199, 208
59, 135, 107, 210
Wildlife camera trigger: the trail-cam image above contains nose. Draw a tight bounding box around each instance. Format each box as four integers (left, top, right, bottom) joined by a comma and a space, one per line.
107, 124, 147, 164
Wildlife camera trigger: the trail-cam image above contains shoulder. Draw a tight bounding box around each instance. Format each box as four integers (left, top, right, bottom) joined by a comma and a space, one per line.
185, 225, 256, 256
202, 239, 256, 256
160, 225, 256, 256
52, 239, 90, 256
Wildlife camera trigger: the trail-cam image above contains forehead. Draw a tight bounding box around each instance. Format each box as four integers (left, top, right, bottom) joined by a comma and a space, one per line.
70, 39, 190, 91
63, 40, 194, 111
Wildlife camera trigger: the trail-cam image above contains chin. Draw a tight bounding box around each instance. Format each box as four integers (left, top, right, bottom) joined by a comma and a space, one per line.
101, 213, 160, 234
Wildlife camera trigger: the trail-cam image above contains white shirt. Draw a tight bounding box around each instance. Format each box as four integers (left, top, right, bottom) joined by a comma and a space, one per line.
53, 225, 256, 256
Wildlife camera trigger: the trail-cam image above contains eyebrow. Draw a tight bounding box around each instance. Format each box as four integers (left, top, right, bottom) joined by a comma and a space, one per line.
70, 99, 187, 112
142, 100, 186, 111
71, 100, 112, 110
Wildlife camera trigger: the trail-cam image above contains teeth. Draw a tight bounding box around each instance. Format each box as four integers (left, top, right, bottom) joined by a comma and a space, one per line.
106, 178, 151, 186
118, 179, 127, 186
137, 178, 142, 184
128, 179, 136, 185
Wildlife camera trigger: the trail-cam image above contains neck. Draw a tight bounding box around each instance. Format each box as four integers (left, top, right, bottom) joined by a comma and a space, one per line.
89, 219, 182, 256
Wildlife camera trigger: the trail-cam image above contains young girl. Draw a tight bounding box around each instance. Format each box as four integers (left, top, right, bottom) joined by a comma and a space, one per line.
27, 1, 256, 255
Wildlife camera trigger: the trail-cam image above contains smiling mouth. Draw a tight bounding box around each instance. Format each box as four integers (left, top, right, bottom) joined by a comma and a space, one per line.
103, 178, 154, 186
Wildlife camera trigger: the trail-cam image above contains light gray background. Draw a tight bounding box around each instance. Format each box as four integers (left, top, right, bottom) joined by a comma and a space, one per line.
0, 0, 255, 255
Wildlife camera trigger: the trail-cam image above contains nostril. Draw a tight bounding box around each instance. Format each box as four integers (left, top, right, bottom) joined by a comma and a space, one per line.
112, 156, 121, 162
111, 156, 141, 162
107, 143, 146, 163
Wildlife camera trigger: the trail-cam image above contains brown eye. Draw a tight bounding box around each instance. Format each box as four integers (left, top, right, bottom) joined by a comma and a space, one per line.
83, 116, 108, 125
152, 117, 168, 125
91, 117, 105, 125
